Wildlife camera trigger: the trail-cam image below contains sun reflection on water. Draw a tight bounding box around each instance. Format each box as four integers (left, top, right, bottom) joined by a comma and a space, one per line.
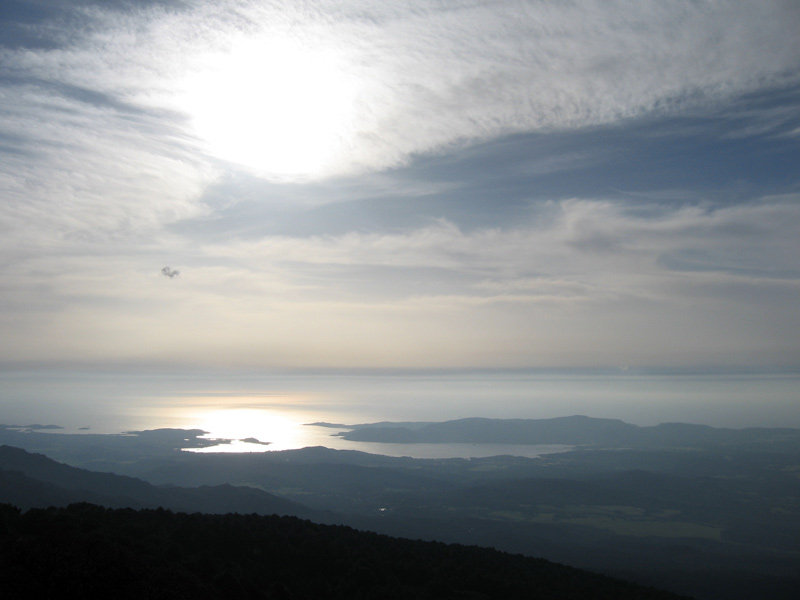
139, 392, 342, 453
191, 408, 304, 452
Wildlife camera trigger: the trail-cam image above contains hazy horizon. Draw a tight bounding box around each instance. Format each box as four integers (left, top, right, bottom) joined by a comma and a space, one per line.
2, 369, 798, 443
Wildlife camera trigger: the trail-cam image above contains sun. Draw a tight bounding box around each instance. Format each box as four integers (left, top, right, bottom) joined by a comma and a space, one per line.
180, 37, 357, 180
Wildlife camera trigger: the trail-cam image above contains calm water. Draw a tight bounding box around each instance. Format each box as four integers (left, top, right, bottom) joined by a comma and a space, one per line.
1, 370, 798, 458
308, 440, 573, 460
190, 423, 573, 459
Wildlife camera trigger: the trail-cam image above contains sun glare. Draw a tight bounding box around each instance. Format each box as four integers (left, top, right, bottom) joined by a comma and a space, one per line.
181, 37, 357, 180
189, 407, 304, 452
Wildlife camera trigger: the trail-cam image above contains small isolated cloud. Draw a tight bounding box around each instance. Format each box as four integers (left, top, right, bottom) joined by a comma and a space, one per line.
161, 266, 180, 279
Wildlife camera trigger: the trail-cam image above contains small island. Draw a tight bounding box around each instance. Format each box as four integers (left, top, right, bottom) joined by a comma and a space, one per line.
240, 437, 271, 446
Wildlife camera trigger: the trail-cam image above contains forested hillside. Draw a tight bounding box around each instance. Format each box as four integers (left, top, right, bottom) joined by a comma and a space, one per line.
0, 502, 688, 600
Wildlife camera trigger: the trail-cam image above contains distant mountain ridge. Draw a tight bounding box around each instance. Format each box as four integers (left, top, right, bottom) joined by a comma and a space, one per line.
0, 445, 316, 518
335, 415, 800, 447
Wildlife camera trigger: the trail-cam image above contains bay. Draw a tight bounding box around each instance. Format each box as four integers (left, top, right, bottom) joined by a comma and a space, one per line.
1, 369, 798, 459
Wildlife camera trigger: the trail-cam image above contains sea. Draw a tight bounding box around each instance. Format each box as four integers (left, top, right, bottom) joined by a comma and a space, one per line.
1, 369, 798, 459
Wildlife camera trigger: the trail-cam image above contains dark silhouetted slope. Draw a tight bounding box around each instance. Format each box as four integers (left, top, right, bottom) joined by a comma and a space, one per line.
0, 502, 689, 600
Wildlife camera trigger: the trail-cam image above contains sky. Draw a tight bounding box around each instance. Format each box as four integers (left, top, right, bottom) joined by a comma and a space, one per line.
1, 0, 799, 388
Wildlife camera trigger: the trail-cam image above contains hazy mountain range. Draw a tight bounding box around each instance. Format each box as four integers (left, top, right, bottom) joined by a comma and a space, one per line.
0, 444, 314, 519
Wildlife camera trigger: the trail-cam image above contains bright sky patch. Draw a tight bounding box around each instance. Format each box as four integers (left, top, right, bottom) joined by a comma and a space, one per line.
180, 36, 357, 180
